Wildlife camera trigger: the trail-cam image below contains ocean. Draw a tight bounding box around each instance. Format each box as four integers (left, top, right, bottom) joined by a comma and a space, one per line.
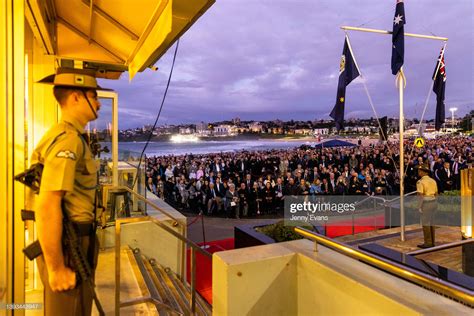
105, 139, 316, 158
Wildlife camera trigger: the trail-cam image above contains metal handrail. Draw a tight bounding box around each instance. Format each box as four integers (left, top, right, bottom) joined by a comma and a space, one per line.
294, 226, 474, 307
115, 216, 212, 316
117, 185, 184, 226
111, 186, 213, 315
364, 190, 418, 205
327, 191, 418, 236
407, 239, 474, 256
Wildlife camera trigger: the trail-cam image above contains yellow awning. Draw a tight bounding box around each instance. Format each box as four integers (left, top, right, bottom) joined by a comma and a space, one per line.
26, 0, 215, 79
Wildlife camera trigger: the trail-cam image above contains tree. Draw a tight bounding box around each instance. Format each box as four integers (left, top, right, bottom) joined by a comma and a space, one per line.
460, 112, 473, 132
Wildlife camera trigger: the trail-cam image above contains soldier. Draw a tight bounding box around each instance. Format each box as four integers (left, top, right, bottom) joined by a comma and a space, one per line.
416, 163, 438, 248
32, 68, 110, 315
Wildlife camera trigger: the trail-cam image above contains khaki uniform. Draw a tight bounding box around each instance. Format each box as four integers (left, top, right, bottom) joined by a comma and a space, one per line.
416, 175, 438, 247
31, 114, 98, 315
31, 115, 97, 222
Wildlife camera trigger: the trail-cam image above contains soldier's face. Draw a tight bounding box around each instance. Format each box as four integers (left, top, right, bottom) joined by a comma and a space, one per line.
78, 89, 101, 121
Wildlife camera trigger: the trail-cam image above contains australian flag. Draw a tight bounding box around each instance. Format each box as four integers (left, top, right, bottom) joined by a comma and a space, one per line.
433, 47, 446, 130
391, 0, 406, 75
330, 38, 360, 131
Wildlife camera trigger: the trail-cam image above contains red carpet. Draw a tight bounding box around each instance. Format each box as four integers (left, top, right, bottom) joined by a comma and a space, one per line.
186, 238, 234, 305
326, 214, 385, 238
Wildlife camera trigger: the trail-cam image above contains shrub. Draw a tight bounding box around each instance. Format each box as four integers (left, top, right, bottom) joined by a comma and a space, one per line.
255, 220, 313, 242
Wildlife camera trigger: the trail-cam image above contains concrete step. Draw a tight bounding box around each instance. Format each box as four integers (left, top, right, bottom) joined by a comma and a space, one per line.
95, 246, 212, 315
94, 247, 158, 315
129, 248, 182, 315
148, 259, 189, 315
164, 267, 212, 316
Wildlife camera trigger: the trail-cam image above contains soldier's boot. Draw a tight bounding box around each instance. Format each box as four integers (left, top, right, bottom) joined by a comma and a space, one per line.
418, 226, 435, 248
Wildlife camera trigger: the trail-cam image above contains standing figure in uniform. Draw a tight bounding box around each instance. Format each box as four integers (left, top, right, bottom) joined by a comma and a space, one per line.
32, 68, 109, 315
416, 163, 438, 248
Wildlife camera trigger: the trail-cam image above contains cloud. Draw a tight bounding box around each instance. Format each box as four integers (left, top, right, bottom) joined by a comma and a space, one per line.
96, 0, 473, 129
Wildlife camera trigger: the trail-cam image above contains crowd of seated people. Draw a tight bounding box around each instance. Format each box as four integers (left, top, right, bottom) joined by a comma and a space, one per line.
144, 136, 472, 218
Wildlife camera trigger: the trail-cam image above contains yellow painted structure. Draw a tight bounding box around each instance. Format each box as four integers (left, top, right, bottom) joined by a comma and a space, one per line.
461, 168, 473, 238
213, 243, 298, 315
0, 1, 214, 314
213, 239, 472, 315
25, 0, 215, 79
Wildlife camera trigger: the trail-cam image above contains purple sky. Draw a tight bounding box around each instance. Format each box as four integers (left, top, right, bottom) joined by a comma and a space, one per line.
96, 0, 473, 130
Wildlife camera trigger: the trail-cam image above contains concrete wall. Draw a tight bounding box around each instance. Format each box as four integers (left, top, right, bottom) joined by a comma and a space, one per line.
213, 239, 472, 315
213, 243, 297, 316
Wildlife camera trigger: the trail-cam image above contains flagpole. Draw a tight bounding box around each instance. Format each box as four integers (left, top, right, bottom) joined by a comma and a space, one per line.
345, 33, 400, 176
341, 26, 448, 42
398, 68, 406, 241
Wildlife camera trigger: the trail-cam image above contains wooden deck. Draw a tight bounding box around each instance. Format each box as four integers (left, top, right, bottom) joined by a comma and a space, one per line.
337, 226, 470, 274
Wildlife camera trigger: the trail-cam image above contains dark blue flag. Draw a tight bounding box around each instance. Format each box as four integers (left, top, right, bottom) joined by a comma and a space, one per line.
330, 38, 360, 131
433, 47, 446, 130
391, 0, 406, 75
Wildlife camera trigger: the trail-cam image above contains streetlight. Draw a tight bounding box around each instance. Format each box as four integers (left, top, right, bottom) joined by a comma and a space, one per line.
449, 107, 457, 132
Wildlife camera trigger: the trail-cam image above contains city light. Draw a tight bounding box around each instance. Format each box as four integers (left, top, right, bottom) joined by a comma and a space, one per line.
449, 107, 458, 131
170, 134, 200, 143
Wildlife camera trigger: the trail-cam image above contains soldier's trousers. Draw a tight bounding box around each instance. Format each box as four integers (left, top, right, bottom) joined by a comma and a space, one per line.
421, 200, 437, 246
37, 235, 99, 316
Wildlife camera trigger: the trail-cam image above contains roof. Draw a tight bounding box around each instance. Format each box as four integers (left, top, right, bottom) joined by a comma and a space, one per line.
26, 0, 215, 80
313, 139, 357, 148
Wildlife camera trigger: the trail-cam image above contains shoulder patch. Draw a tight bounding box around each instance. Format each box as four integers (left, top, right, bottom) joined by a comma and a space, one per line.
56, 150, 77, 160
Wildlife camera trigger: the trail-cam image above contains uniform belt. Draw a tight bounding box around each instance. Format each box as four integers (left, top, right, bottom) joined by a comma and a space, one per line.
423, 197, 436, 202
21, 210, 93, 237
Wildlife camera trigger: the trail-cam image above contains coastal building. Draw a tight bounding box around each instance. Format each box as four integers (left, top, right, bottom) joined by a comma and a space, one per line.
343, 126, 371, 133
214, 124, 233, 136
270, 127, 284, 134
230, 125, 246, 134
158, 125, 179, 134
313, 128, 330, 135
294, 128, 313, 135
249, 121, 263, 133
195, 121, 212, 136
237, 126, 249, 133
179, 127, 195, 134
